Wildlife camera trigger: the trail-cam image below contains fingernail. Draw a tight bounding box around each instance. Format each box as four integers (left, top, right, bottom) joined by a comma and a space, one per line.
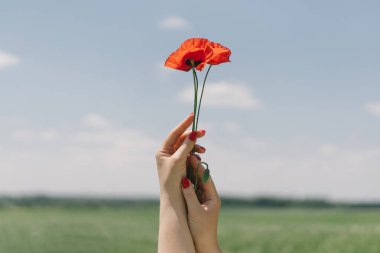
182, 178, 190, 189
193, 154, 201, 161
190, 112, 194, 116
199, 145, 206, 152
189, 131, 197, 141
199, 129, 206, 134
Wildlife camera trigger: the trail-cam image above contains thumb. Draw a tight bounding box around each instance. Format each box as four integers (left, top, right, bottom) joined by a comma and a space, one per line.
181, 177, 201, 212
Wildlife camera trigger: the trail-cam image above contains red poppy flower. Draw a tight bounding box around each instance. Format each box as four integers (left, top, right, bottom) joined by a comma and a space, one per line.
206, 41, 231, 65
164, 38, 232, 192
165, 38, 210, 71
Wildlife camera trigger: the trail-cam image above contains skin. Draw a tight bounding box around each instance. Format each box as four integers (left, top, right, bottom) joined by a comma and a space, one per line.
156, 113, 222, 253
156, 113, 205, 253
182, 155, 222, 253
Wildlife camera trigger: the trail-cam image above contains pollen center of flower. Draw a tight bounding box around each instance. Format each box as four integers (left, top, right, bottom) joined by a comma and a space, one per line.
185, 59, 202, 68
185, 59, 192, 66
194, 60, 202, 66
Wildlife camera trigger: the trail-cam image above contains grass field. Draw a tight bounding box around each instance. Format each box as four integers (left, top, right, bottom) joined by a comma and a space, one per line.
1, 206, 380, 253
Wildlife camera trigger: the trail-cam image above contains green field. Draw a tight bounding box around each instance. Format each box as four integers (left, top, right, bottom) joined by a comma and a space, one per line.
1, 206, 380, 253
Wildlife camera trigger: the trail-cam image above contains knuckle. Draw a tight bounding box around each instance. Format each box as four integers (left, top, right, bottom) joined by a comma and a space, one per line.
184, 189, 193, 198
170, 155, 181, 164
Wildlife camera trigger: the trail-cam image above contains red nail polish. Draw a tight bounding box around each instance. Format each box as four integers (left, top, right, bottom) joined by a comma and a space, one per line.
199, 129, 206, 134
189, 131, 197, 141
182, 178, 190, 189
193, 154, 201, 161
199, 146, 206, 151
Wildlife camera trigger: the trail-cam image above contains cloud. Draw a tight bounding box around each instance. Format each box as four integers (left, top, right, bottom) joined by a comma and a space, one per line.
11, 129, 60, 142
365, 101, 380, 117
222, 121, 242, 134
0, 50, 19, 69
205, 136, 380, 201
317, 144, 339, 156
179, 81, 262, 109
159, 16, 191, 30
0, 114, 159, 196
2, 114, 380, 201
80, 113, 111, 128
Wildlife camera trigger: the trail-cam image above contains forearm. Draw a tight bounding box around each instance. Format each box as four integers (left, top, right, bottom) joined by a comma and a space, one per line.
195, 242, 222, 253
158, 192, 195, 253
194, 231, 222, 253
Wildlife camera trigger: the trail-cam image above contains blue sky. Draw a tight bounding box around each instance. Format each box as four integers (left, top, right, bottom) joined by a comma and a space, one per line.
1, 0, 380, 201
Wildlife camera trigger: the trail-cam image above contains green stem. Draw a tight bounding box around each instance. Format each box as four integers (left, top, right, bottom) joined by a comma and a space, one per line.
195, 65, 212, 130
194, 163, 200, 193
191, 65, 199, 132
194, 161, 209, 193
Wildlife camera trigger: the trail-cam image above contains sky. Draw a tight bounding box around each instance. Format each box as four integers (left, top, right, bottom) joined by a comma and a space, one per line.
1, 0, 380, 201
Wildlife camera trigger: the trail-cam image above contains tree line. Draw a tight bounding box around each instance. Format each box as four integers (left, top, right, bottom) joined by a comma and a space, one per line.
1, 195, 380, 209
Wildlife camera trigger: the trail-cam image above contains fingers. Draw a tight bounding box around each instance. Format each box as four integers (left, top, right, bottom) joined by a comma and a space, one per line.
161, 113, 194, 151
181, 177, 201, 212
173, 130, 206, 151
188, 155, 219, 204
193, 144, 206, 154
171, 131, 197, 160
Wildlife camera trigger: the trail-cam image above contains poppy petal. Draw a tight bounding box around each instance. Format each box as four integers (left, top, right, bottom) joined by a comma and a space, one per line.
206, 41, 231, 65
164, 38, 210, 71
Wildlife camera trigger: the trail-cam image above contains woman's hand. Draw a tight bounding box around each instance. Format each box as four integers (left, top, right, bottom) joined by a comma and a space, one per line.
181, 155, 223, 253
156, 113, 206, 253
156, 113, 206, 199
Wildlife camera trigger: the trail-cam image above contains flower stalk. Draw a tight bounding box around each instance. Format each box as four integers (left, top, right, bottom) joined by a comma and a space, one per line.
190, 63, 212, 192
195, 65, 212, 131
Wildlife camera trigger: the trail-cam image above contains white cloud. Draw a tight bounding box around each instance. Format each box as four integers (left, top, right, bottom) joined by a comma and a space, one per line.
365, 101, 380, 117
179, 81, 262, 109
159, 16, 191, 30
11, 129, 60, 142
39, 129, 60, 142
80, 113, 111, 128
205, 137, 380, 201
222, 121, 242, 134
11, 129, 36, 142
317, 144, 339, 156
0, 114, 159, 196
0, 50, 19, 69
2, 114, 380, 201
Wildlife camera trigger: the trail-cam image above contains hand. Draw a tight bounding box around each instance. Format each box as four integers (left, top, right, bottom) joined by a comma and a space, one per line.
156, 113, 206, 199
181, 155, 222, 253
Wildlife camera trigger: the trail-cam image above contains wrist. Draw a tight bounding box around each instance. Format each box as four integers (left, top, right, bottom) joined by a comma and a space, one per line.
160, 187, 187, 217
160, 185, 183, 204
194, 236, 221, 253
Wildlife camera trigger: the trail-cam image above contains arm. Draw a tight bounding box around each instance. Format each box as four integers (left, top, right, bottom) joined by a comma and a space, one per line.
181, 155, 223, 253
158, 193, 194, 253
156, 113, 206, 253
